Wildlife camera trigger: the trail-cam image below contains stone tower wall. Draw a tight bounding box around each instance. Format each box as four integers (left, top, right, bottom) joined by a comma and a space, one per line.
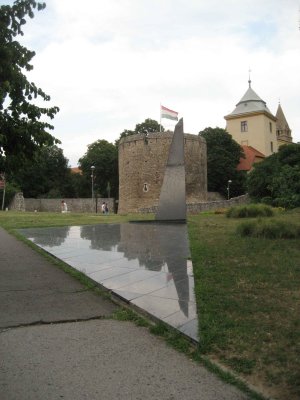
118, 131, 207, 214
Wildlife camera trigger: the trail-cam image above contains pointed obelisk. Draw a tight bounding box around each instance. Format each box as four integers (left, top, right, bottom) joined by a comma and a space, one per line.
155, 118, 186, 222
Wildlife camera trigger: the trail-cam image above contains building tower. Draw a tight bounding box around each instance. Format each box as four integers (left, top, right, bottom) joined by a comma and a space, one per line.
224, 79, 278, 156
118, 131, 207, 214
276, 102, 293, 147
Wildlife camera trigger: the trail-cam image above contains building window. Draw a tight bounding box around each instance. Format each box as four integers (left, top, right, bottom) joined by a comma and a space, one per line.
269, 122, 272, 132
271, 141, 274, 153
241, 121, 248, 132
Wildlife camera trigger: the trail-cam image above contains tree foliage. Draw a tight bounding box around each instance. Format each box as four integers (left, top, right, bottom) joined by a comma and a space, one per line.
79, 140, 118, 198
199, 127, 246, 197
248, 144, 300, 208
116, 118, 164, 145
11, 145, 74, 198
0, 0, 59, 173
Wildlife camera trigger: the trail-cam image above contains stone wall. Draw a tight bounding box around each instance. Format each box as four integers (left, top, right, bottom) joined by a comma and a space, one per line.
8, 192, 249, 215
9, 195, 115, 213
206, 192, 226, 201
118, 131, 207, 214
138, 194, 250, 214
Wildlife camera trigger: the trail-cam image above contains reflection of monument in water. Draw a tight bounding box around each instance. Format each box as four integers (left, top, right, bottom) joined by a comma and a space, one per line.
118, 223, 164, 271
80, 222, 191, 317
119, 223, 190, 317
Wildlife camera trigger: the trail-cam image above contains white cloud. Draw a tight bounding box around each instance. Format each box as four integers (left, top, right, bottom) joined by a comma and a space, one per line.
6, 0, 300, 165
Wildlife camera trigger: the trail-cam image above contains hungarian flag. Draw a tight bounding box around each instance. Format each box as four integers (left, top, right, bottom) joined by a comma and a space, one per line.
161, 105, 178, 121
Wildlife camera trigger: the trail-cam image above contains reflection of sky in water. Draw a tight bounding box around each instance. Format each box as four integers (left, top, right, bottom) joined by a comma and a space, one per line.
19, 223, 198, 342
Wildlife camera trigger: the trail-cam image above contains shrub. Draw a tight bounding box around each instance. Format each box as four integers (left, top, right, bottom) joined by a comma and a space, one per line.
271, 195, 300, 209
237, 219, 300, 239
226, 204, 274, 218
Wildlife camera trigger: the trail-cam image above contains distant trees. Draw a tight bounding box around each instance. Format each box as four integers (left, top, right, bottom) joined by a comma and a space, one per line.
116, 118, 163, 145
199, 127, 246, 197
0, 0, 59, 174
79, 140, 118, 198
11, 145, 74, 198
248, 144, 300, 208
135, 118, 163, 134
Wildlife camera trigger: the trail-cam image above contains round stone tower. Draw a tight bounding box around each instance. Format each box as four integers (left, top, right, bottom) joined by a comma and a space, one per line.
118, 131, 207, 214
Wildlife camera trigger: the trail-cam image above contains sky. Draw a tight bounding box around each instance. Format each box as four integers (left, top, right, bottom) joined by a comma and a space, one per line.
3, 0, 300, 167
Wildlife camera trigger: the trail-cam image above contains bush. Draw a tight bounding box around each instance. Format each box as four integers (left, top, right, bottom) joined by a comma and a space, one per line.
271, 195, 300, 209
237, 219, 300, 239
226, 204, 274, 218
260, 195, 300, 209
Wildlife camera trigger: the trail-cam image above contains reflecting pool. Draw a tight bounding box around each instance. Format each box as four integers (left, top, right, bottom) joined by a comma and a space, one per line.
19, 223, 198, 341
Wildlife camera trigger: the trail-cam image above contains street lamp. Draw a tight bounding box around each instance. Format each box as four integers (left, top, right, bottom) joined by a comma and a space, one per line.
227, 180, 232, 200
91, 166, 95, 200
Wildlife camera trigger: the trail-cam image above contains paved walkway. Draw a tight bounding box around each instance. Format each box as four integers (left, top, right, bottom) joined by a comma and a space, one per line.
0, 228, 249, 400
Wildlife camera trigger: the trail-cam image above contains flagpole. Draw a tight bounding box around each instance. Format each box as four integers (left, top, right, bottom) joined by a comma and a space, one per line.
159, 103, 162, 132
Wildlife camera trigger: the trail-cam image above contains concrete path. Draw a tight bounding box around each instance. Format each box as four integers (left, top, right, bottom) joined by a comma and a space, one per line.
0, 228, 249, 400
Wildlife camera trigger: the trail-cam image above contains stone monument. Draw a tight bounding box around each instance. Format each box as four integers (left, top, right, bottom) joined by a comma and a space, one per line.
155, 118, 186, 222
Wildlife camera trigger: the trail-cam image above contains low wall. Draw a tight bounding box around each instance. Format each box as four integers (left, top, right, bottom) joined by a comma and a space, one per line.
9, 193, 249, 214
9, 194, 115, 213
138, 194, 250, 214
206, 192, 226, 201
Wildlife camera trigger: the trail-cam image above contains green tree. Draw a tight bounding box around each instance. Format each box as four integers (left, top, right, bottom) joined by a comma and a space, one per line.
115, 118, 164, 145
199, 127, 246, 197
0, 0, 59, 174
68, 171, 90, 198
11, 145, 74, 198
246, 154, 279, 200
79, 140, 118, 198
248, 144, 300, 208
135, 118, 163, 134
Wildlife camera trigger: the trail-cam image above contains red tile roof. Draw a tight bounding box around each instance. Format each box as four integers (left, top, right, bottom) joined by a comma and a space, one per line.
70, 167, 82, 175
237, 145, 265, 171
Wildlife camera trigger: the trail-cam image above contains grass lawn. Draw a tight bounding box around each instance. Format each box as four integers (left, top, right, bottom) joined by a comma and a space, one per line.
189, 208, 300, 400
1, 209, 299, 399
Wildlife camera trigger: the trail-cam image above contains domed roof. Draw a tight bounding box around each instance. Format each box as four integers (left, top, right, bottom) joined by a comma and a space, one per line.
226, 81, 273, 117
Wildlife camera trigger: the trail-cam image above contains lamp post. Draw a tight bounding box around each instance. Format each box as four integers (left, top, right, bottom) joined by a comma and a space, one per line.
91, 166, 95, 200
1, 173, 6, 211
227, 179, 232, 200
